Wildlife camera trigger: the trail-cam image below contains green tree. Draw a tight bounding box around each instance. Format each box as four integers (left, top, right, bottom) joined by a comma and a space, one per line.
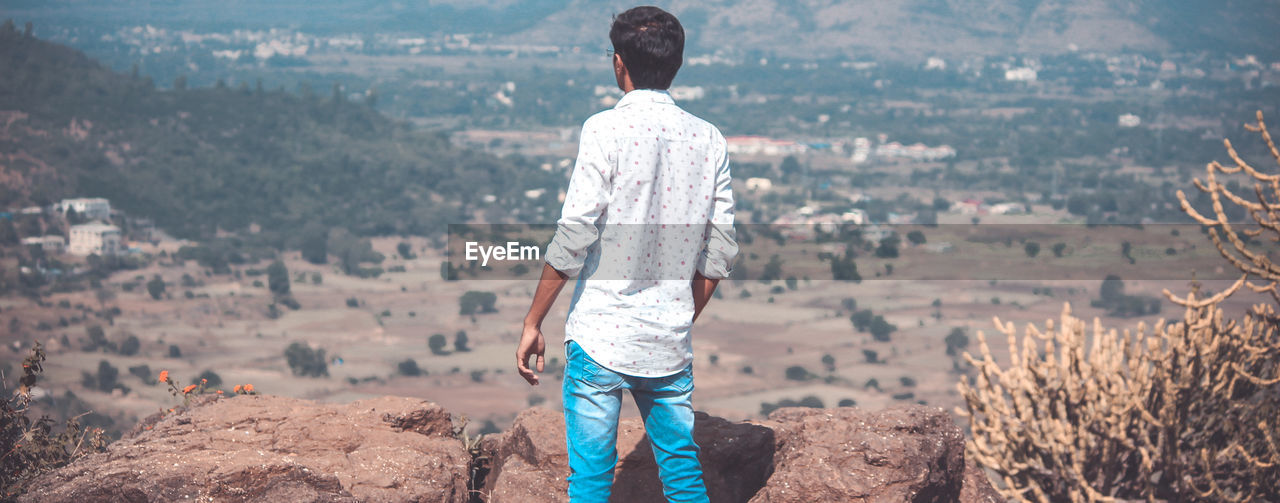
785, 365, 815, 381
1052, 242, 1067, 257
267, 260, 290, 297
398, 359, 422, 376
429, 334, 449, 355
821, 353, 836, 372
459, 291, 498, 315
146, 275, 165, 300
397, 241, 414, 259
118, 335, 140, 356
851, 309, 874, 332
453, 330, 470, 352
1099, 275, 1125, 304
870, 315, 896, 342
945, 327, 969, 356
284, 342, 328, 377
300, 224, 328, 264
1025, 241, 1041, 258
907, 230, 927, 245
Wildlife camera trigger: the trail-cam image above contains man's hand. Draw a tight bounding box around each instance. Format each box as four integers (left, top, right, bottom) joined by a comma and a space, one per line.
517, 263, 569, 386
516, 324, 546, 385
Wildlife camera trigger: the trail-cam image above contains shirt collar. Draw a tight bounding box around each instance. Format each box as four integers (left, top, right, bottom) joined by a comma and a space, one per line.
614, 89, 675, 109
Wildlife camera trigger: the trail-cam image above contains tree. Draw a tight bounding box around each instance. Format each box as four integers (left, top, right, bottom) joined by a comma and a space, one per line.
1099, 275, 1125, 304
945, 327, 969, 356
851, 309, 874, 332
779, 155, 802, 179
284, 341, 328, 377
300, 224, 328, 264
1024, 241, 1040, 258
907, 230, 927, 245
1052, 242, 1067, 257
397, 241, 414, 259
459, 291, 498, 315
146, 275, 165, 300
398, 359, 422, 376
760, 255, 784, 282
784, 365, 814, 381
429, 334, 449, 355
870, 315, 896, 342
453, 331, 470, 352
267, 260, 290, 297
821, 353, 835, 372
119, 335, 141, 356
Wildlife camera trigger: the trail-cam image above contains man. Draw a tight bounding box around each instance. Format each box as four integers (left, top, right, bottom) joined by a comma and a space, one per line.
515, 6, 738, 502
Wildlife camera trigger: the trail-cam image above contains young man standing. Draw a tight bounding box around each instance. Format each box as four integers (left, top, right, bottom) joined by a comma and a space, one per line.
515, 6, 737, 502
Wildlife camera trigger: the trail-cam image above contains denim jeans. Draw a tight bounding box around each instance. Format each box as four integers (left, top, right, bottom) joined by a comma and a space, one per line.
562, 340, 709, 502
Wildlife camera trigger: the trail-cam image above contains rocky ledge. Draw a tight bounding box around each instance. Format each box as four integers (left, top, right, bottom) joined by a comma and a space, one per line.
21, 395, 999, 502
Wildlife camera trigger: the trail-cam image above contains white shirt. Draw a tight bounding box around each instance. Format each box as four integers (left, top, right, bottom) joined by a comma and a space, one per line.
545, 89, 738, 377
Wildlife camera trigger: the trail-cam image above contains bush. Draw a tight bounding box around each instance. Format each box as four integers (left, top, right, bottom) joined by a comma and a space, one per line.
837, 398, 856, 407
784, 365, 815, 381
459, 291, 498, 315
869, 315, 896, 342
168, 344, 182, 358
759, 395, 825, 416
2, 344, 108, 498
197, 370, 222, 388
397, 359, 422, 376
128, 364, 152, 383
284, 342, 329, 377
429, 334, 449, 355
899, 376, 917, 387
346, 297, 360, 308
146, 275, 165, 300
118, 335, 140, 356
862, 349, 879, 363
945, 327, 969, 356
453, 331, 470, 352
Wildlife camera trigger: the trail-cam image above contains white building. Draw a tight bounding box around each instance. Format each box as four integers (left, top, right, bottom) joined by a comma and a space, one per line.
1005, 67, 1038, 82
1118, 114, 1141, 128
726, 136, 808, 156
22, 235, 66, 254
55, 198, 111, 221
68, 222, 121, 256
745, 177, 773, 191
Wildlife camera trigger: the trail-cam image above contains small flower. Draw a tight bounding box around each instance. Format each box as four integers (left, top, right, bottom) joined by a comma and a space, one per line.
244, 384, 254, 393
233, 385, 242, 393
216, 390, 224, 394
158, 370, 169, 383
182, 384, 197, 394
201, 378, 207, 383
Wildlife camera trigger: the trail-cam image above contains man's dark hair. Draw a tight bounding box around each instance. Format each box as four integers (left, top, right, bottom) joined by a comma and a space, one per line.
610, 6, 684, 90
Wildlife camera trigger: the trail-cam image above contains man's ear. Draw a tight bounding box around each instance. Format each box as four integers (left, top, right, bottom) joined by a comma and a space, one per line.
613, 54, 629, 91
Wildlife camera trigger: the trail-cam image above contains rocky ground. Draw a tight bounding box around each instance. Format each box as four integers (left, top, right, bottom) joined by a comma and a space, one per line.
20, 394, 1000, 502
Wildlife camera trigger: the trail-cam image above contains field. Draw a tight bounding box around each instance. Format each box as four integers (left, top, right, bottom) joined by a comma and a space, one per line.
2, 211, 1263, 439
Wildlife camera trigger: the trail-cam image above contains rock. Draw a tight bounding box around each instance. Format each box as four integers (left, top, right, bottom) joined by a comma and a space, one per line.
20, 395, 471, 503
482, 405, 997, 503
750, 406, 986, 502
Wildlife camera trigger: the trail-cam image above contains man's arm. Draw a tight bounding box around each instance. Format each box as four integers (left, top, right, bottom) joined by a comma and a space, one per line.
516, 263, 569, 386
691, 270, 719, 323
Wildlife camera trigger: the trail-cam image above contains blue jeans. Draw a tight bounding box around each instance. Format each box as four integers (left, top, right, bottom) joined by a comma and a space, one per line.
562, 340, 708, 502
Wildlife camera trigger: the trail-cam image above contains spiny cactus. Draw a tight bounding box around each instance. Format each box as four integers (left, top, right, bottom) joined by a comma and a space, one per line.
958, 112, 1280, 502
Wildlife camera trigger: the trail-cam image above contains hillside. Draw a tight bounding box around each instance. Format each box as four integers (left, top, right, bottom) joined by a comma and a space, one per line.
0, 24, 557, 239
5, 0, 1278, 59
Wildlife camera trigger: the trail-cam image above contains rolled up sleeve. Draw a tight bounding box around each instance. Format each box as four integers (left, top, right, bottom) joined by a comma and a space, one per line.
545, 122, 613, 277
696, 133, 738, 279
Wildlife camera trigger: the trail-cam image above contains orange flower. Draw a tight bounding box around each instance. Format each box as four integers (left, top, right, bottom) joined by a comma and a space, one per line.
244, 384, 254, 393
201, 378, 207, 383
216, 390, 224, 394
233, 385, 242, 393
158, 370, 169, 383
182, 384, 197, 394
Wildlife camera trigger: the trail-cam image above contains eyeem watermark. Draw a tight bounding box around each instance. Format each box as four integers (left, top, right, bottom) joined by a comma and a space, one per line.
465, 241, 540, 267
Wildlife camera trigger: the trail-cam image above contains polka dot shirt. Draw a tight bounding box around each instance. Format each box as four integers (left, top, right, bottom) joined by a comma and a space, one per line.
545, 89, 739, 377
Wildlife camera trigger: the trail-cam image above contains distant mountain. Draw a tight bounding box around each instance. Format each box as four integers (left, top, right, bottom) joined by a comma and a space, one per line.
0, 25, 554, 239
6, 0, 1277, 59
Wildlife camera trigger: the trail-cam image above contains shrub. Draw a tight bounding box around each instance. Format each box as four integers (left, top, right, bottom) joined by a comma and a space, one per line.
459, 291, 498, 315
398, 359, 422, 376
862, 349, 879, 363
453, 331, 470, 352
118, 335, 140, 356
168, 344, 182, 358
429, 334, 449, 355
2, 344, 108, 498
196, 370, 222, 388
346, 297, 360, 308
784, 365, 815, 381
284, 341, 329, 377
